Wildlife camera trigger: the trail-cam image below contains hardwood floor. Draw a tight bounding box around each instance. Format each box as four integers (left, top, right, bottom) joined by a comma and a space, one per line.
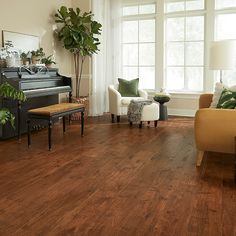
0, 115, 235, 236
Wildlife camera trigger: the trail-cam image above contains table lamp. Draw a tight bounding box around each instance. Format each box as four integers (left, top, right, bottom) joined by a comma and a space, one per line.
209, 40, 236, 83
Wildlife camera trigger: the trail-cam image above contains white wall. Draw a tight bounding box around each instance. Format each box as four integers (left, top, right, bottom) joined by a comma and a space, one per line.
0, 0, 93, 97
0, 0, 74, 76
0, 0, 206, 114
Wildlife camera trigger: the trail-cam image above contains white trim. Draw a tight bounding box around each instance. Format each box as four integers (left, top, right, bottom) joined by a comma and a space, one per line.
121, 1, 157, 90
168, 108, 196, 117
156, 0, 165, 91
122, 0, 156, 5
148, 90, 201, 99
165, 9, 205, 93
169, 93, 201, 99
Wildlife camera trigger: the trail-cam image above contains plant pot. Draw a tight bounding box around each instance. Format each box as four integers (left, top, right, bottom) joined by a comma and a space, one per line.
32, 56, 40, 64
45, 63, 52, 68
22, 58, 29, 66
6, 56, 16, 67
0, 58, 6, 68
153, 95, 170, 104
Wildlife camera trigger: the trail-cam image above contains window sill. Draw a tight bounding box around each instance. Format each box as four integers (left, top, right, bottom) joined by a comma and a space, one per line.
147, 90, 202, 99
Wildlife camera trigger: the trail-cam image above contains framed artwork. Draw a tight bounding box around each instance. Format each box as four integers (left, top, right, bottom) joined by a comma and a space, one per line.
2, 30, 39, 53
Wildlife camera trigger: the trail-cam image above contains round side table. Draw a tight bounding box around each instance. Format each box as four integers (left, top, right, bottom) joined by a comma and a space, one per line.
153, 95, 170, 121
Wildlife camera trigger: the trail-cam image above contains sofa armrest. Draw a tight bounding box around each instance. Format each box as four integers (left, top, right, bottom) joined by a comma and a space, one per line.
195, 108, 236, 154
199, 94, 213, 109
138, 89, 148, 99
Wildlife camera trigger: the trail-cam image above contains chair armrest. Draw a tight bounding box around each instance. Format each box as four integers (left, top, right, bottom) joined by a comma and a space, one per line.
108, 85, 122, 115
194, 108, 236, 153
199, 94, 213, 109
108, 85, 122, 99
138, 89, 148, 99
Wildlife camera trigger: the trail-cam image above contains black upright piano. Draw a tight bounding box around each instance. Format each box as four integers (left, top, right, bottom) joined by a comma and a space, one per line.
0, 67, 72, 139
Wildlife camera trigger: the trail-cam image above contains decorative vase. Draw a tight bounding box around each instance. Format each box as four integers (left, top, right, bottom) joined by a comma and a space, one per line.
6, 56, 16, 67
0, 58, 6, 68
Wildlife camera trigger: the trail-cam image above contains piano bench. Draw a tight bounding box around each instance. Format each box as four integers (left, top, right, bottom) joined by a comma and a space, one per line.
27, 103, 85, 150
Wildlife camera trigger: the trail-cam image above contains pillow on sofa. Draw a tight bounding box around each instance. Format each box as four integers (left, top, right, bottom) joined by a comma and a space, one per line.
118, 78, 139, 97
217, 88, 236, 109
210, 82, 224, 108
210, 83, 236, 108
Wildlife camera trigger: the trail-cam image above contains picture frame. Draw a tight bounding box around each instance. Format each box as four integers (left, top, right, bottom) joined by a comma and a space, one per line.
2, 30, 40, 53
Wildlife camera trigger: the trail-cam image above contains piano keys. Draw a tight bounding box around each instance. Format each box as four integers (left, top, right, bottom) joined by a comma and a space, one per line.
0, 67, 72, 139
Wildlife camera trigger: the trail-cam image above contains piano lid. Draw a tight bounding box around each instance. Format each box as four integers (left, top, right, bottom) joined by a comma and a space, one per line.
1, 67, 59, 79
18, 65, 50, 79
23, 85, 72, 98
0, 67, 72, 98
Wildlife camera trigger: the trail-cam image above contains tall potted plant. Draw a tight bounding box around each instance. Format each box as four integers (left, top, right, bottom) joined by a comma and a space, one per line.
55, 6, 102, 98
0, 82, 26, 127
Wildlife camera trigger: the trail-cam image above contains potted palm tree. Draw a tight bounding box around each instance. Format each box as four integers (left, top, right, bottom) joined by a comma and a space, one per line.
55, 6, 102, 98
0, 82, 26, 127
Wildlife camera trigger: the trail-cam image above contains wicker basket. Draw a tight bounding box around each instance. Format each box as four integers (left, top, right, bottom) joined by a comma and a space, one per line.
71, 96, 89, 120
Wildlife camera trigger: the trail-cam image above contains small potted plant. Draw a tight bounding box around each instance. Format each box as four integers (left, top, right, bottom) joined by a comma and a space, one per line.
41, 55, 56, 68
20, 52, 28, 65
5, 40, 15, 67
31, 48, 45, 64
0, 47, 7, 68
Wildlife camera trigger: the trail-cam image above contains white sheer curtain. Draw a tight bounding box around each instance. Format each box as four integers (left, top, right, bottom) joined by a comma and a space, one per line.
90, 0, 122, 116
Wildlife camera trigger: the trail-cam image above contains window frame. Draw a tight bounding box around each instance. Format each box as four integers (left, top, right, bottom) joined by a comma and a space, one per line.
119, 0, 236, 95
121, 2, 157, 90
164, 3, 206, 93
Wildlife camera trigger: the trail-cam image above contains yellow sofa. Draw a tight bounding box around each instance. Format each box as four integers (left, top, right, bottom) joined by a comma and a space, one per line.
194, 94, 236, 166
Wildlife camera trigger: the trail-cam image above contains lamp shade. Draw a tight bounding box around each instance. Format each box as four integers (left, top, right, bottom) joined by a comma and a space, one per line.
209, 40, 236, 70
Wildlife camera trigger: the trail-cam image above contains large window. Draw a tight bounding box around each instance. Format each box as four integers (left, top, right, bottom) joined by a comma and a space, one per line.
122, 3, 156, 89
165, 0, 205, 92
118, 0, 236, 94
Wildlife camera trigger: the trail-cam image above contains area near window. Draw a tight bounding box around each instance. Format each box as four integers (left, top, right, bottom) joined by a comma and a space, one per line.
120, 0, 236, 94
165, 0, 205, 93
122, 3, 156, 90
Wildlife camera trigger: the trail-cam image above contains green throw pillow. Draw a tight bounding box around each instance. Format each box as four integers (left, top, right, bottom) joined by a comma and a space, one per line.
217, 88, 236, 109
118, 78, 139, 97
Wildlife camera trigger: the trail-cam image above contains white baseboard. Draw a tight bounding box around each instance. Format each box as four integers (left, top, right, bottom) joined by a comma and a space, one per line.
168, 108, 197, 117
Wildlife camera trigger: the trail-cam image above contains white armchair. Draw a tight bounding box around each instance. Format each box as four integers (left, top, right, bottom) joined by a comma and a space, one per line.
108, 84, 148, 122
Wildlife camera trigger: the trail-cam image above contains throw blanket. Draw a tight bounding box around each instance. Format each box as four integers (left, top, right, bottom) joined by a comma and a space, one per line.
127, 99, 152, 123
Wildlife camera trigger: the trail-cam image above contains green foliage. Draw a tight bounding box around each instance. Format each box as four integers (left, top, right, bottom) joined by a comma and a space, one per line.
20, 52, 28, 59
41, 55, 56, 65
0, 83, 26, 102
0, 82, 26, 127
55, 6, 102, 56
0, 109, 15, 127
55, 6, 102, 97
31, 48, 45, 58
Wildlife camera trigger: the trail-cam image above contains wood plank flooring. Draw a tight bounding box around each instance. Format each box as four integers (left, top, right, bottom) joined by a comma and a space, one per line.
0, 115, 235, 236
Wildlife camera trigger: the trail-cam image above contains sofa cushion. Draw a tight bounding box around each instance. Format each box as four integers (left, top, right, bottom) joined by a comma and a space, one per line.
210, 82, 236, 108
118, 78, 139, 97
217, 88, 236, 109
210, 82, 224, 108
